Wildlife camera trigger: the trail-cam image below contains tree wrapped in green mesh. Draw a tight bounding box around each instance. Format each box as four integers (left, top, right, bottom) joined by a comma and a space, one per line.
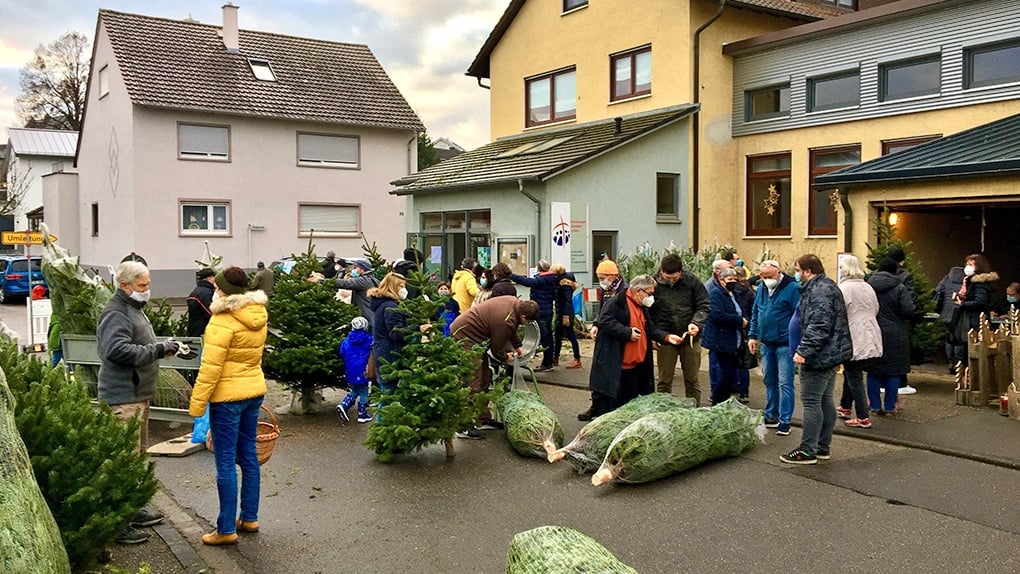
545, 393, 690, 473
496, 390, 563, 459
365, 271, 497, 461
262, 242, 360, 404
0, 366, 71, 574
591, 398, 762, 486
506, 526, 638, 574
2, 341, 157, 571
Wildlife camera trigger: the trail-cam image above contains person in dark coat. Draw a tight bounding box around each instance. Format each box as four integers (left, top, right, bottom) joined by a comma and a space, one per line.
865, 258, 915, 416
368, 273, 411, 395
648, 253, 710, 405
489, 262, 517, 298
950, 253, 998, 365
782, 254, 853, 466
934, 265, 966, 373
335, 260, 380, 325
732, 265, 756, 403
702, 267, 746, 405
588, 275, 684, 417
577, 258, 628, 421
187, 268, 216, 337
322, 251, 339, 279
511, 260, 559, 371
392, 248, 424, 299
550, 263, 582, 369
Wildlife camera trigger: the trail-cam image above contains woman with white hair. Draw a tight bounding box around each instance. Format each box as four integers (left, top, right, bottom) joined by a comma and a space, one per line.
702, 267, 747, 405
836, 255, 882, 428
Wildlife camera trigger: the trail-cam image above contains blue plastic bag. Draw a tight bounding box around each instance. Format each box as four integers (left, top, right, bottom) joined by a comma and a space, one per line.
191, 410, 210, 444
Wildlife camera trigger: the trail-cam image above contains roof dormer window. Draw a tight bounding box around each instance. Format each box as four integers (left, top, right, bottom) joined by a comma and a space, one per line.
248, 58, 276, 81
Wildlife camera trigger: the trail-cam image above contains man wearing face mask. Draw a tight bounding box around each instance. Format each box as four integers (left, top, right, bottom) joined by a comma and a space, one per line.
97, 259, 179, 543
747, 260, 800, 435
649, 254, 710, 405
587, 275, 684, 417
576, 258, 627, 421
335, 260, 379, 326
702, 267, 748, 405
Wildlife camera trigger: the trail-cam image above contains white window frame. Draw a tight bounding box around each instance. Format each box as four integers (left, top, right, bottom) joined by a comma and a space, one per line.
180, 200, 231, 236
298, 203, 361, 238
98, 65, 109, 98
297, 133, 360, 168
177, 123, 230, 161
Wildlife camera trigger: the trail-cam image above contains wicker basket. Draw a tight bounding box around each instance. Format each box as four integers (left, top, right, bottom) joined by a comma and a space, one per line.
205, 404, 280, 465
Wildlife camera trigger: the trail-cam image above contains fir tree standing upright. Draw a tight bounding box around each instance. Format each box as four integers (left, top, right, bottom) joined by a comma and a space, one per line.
365, 270, 500, 461
262, 240, 360, 414
866, 216, 940, 362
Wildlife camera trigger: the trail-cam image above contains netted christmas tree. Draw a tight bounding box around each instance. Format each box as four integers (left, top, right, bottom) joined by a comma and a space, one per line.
2, 340, 156, 571
866, 215, 940, 362
365, 270, 501, 461
262, 240, 361, 413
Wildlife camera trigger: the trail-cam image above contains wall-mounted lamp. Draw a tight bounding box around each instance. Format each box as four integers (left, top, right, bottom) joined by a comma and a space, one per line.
888, 212, 899, 226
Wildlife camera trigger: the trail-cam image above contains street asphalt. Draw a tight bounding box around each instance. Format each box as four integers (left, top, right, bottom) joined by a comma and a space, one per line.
123, 337, 1020, 574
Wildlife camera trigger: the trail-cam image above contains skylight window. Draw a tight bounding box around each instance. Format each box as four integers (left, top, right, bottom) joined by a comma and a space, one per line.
248, 58, 276, 81
494, 136, 575, 159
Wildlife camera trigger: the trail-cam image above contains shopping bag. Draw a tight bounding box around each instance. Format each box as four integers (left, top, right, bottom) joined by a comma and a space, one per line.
191, 410, 210, 444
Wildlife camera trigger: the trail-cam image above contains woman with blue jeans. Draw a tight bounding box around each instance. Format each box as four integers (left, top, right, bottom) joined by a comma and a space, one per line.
865, 258, 914, 416
188, 267, 269, 546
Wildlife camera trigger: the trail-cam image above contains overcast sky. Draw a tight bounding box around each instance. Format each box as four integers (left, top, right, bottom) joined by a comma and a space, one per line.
0, 0, 505, 149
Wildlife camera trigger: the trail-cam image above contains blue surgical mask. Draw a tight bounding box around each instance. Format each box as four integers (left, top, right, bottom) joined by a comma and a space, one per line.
1008, 295, 1018, 304
480, 278, 488, 287
735, 259, 744, 267
794, 271, 802, 284
351, 268, 360, 277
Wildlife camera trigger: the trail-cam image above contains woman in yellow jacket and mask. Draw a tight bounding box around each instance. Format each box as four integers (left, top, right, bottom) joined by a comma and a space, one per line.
188, 266, 269, 546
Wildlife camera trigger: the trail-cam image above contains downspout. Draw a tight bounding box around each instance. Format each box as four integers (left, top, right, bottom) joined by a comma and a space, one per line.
408, 134, 417, 174
691, 0, 726, 248
518, 178, 541, 262
839, 188, 853, 252
477, 78, 491, 90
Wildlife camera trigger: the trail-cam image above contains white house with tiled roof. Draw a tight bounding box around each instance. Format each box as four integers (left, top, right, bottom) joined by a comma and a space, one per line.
71, 5, 423, 295
4, 127, 78, 252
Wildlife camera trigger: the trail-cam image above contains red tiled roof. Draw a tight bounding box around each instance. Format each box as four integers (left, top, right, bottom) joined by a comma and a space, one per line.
100, 10, 424, 131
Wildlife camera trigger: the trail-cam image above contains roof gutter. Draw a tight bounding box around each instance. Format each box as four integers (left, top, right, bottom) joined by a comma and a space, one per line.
519, 178, 541, 263
691, 0, 726, 247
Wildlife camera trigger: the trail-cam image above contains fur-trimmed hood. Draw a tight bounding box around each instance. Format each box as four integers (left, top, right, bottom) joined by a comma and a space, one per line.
210, 290, 269, 331
970, 271, 999, 284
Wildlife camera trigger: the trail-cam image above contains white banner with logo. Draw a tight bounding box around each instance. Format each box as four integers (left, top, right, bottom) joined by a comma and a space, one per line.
550, 202, 571, 270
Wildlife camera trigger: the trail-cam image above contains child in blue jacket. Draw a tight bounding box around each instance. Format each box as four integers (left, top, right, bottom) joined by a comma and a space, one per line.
337, 316, 374, 423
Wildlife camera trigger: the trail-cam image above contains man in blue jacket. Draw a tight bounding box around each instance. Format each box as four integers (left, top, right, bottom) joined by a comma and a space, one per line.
782, 254, 853, 466
747, 260, 800, 436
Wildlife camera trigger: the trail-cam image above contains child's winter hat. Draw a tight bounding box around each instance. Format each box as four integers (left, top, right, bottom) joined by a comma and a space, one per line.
351, 317, 369, 331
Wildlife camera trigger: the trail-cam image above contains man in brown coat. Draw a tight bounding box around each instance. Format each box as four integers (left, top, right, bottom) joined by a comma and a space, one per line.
450, 297, 540, 439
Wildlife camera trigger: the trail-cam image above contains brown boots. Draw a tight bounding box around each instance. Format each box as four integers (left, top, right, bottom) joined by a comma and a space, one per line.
565, 358, 582, 369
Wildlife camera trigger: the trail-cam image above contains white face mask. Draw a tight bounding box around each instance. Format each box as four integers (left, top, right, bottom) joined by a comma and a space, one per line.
129, 290, 151, 303
438, 289, 450, 296
212, 291, 221, 302
398, 287, 408, 300
964, 264, 976, 276
599, 280, 613, 290
641, 295, 655, 308
762, 278, 779, 290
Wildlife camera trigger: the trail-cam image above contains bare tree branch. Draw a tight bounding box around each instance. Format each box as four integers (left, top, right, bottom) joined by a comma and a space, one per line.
0, 158, 32, 217
15, 31, 90, 131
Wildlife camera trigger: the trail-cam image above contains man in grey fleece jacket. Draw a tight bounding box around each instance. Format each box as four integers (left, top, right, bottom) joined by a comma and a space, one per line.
96, 260, 179, 543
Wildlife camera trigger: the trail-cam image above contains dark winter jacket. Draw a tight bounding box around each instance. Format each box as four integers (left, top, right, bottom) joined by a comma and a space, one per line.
589, 290, 668, 400
511, 272, 558, 317
795, 273, 853, 371
554, 273, 578, 318
339, 329, 373, 386
186, 280, 215, 337
649, 271, 710, 333
322, 257, 338, 279
702, 282, 744, 354
97, 290, 172, 405
370, 296, 409, 381
336, 273, 380, 324
866, 271, 914, 377
489, 277, 517, 299
748, 274, 800, 347
934, 267, 965, 325
959, 271, 998, 330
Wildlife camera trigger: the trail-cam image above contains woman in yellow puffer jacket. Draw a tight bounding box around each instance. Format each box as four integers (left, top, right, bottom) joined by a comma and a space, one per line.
188, 266, 268, 546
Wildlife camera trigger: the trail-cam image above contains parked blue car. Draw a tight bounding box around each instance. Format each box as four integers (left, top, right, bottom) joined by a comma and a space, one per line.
0, 256, 49, 303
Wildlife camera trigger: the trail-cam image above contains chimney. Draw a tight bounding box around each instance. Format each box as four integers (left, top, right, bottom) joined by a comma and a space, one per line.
613, 117, 623, 136
222, 3, 239, 53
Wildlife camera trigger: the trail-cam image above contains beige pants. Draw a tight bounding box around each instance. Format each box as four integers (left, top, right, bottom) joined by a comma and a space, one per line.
656, 340, 703, 405
111, 400, 150, 453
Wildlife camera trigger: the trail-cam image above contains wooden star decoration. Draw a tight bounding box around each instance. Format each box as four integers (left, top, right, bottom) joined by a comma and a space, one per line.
763, 183, 779, 215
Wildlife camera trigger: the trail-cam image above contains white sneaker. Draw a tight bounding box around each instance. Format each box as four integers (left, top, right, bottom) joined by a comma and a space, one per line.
899, 385, 917, 395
